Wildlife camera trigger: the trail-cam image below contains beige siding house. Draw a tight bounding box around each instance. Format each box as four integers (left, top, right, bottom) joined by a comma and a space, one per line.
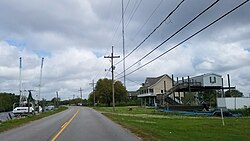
138, 74, 173, 96
137, 74, 183, 106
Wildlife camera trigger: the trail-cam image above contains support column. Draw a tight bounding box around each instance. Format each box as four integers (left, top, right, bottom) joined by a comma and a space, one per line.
227, 74, 231, 97
221, 78, 224, 98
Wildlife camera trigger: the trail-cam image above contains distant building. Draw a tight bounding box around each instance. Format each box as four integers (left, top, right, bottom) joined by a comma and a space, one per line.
127, 91, 139, 99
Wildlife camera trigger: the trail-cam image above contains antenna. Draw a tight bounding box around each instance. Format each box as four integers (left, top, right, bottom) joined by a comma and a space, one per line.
38, 57, 44, 101
38, 57, 44, 112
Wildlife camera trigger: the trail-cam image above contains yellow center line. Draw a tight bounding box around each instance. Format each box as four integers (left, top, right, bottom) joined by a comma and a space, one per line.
61, 122, 68, 128
51, 110, 79, 141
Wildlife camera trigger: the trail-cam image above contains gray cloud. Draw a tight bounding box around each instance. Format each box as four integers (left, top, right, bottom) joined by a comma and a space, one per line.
0, 0, 250, 99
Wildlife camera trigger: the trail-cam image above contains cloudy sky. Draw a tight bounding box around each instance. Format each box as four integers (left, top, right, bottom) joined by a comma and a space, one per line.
0, 0, 250, 100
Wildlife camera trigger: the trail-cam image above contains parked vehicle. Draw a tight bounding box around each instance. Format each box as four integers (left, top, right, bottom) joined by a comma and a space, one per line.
45, 105, 55, 111
12, 107, 34, 116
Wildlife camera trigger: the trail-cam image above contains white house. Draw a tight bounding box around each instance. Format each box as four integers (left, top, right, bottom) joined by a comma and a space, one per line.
190, 73, 223, 87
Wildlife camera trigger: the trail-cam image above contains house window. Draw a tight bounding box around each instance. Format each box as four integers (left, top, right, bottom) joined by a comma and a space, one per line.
210, 77, 216, 83
161, 90, 164, 93
149, 89, 154, 93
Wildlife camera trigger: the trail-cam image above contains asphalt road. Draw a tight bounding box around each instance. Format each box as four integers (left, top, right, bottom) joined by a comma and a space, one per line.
0, 107, 140, 141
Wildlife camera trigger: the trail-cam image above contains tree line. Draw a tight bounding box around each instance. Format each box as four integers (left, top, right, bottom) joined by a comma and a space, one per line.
0, 93, 19, 112
88, 78, 140, 106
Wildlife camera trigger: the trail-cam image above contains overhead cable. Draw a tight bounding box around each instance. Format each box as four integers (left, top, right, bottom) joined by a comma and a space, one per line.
116, 0, 219, 77
115, 0, 185, 65
117, 0, 249, 79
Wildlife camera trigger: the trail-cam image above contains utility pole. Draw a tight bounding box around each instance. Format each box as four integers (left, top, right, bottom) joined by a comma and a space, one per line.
104, 46, 120, 111
122, 0, 126, 87
56, 91, 59, 108
19, 57, 22, 106
79, 87, 83, 105
89, 80, 96, 107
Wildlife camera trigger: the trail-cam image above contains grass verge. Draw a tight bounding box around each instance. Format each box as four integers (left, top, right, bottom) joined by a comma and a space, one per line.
0, 106, 68, 133
95, 106, 250, 141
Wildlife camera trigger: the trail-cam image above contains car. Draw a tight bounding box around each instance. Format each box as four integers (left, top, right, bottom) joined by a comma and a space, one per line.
12, 107, 34, 116
45, 105, 55, 111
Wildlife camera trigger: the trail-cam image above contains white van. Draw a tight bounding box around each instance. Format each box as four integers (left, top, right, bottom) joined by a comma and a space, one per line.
12, 107, 34, 116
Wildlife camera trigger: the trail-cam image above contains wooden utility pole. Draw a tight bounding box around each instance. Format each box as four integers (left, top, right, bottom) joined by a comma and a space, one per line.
19, 57, 22, 106
104, 46, 120, 111
79, 87, 83, 105
56, 91, 59, 108
89, 80, 96, 107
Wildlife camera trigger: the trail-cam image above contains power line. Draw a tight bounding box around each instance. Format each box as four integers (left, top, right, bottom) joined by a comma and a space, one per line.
114, 71, 141, 85
116, 0, 219, 77
117, 0, 249, 79
115, 0, 185, 65
108, 0, 131, 47
125, 0, 143, 29
104, 67, 111, 78
126, 0, 163, 48
92, 0, 131, 81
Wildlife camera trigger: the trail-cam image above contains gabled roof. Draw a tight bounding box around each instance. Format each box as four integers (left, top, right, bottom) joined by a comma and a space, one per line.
145, 77, 161, 87
142, 74, 171, 88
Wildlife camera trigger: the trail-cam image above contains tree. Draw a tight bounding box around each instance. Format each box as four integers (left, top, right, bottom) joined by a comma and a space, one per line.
0, 93, 19, 112
114, 81, 127, 103
89, 78, 127, 106
225, 89, 243, 97
51, 97, 61, 107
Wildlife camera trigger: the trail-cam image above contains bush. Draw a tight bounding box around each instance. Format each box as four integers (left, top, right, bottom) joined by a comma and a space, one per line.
230, 108, 250, 116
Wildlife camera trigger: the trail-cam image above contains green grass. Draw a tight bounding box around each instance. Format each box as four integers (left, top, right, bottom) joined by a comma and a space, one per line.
95, 106, 250, 141
0, 106, 68, 133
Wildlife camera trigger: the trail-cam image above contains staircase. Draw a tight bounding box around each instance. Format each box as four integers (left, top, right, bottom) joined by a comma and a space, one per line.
165, 97, 180, 105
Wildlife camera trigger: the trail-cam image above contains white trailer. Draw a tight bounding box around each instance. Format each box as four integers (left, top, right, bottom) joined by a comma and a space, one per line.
191, 73, 222, 87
